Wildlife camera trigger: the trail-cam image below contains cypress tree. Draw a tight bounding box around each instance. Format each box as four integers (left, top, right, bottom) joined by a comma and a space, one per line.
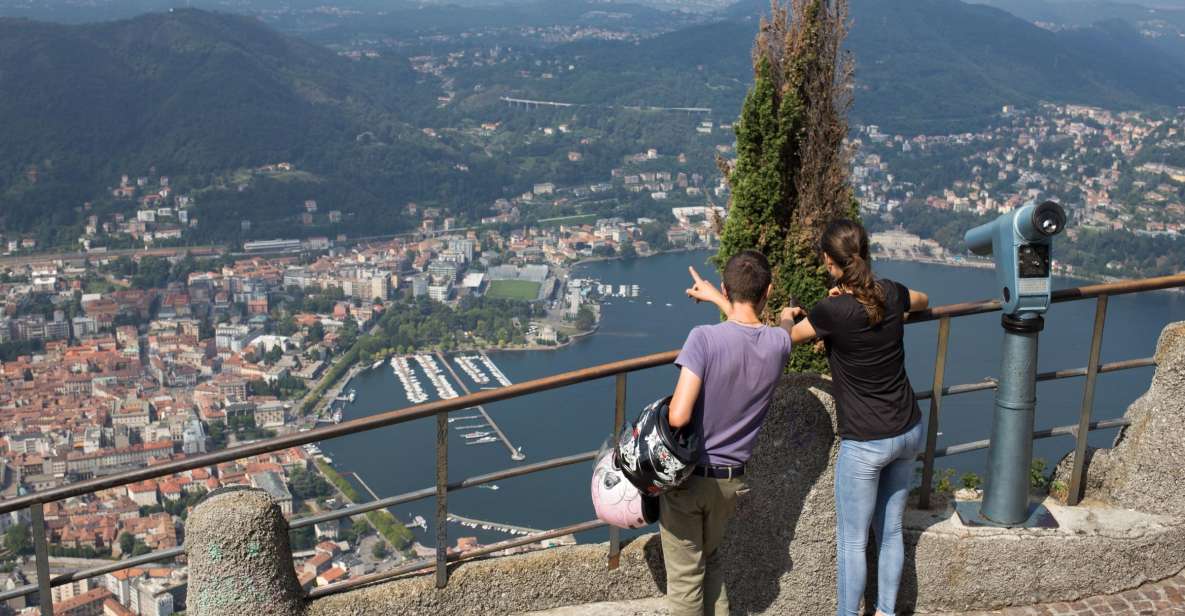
713, 0, 857, 372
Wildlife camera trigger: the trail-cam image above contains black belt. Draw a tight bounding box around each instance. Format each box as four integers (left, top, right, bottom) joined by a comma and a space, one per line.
694, 464, 745, 479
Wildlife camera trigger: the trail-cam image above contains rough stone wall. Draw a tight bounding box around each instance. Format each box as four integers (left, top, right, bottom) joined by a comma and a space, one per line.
306, 538, 665, 616
1053, 321, 1185, 518
186, 487, 307, 616
722, 374, 840, 615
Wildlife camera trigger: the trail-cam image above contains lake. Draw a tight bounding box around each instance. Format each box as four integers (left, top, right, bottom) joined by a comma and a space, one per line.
318, 250, 1185, 548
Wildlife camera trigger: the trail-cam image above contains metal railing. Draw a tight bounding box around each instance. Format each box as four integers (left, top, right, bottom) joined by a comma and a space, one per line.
2, 272, 1183, 614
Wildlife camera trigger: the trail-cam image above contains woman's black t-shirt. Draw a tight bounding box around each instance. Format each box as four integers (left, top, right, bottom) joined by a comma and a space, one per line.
808, 279, 921, 441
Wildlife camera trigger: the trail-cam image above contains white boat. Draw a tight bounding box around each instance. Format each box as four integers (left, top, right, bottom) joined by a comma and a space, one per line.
465, 436, 498, 445
461, 431, 491, 439
478, 484, 500, 491
453, 423, 486, 430
448, 414, 481, 423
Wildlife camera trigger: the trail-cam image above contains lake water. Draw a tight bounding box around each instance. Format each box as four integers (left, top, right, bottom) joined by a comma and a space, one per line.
318, 250, 1185, 548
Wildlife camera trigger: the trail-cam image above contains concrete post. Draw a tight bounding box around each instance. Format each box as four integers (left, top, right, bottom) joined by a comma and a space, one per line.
186, 487, 306, 616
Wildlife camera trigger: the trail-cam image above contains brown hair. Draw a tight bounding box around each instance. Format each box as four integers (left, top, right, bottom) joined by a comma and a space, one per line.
722, 249, 772, 307
819, 219, 886, 326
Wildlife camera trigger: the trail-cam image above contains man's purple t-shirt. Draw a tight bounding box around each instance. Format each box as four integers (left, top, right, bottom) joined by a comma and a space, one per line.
675, 321, 792, 467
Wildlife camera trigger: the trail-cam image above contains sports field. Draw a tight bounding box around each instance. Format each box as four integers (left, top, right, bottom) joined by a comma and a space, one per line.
485, 279, 542, 301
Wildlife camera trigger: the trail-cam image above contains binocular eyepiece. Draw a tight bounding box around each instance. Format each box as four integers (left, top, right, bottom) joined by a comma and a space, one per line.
965, 201, 1067, 256
1027, 201, 1067, 240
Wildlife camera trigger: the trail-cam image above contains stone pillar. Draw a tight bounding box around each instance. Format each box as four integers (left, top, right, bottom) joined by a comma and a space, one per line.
1060, 320, 1185, 517
186, 487, 306, 616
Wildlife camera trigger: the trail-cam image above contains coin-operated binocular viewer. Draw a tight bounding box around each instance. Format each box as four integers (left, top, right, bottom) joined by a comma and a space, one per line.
964, 200, 1067, 525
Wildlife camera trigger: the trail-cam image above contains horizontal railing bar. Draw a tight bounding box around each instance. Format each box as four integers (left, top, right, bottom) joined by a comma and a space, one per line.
290, 450, 598, 529
925, 417, 1131, 460
306, 519, 606, 599
906, 272, 1185, 324
0, 351, 678, 514
915, 357, 1156, 401
0, 452, 603, 604
0, 546, 184, 603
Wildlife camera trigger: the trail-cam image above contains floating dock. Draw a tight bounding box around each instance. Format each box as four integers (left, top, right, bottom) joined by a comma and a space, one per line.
477, 352, 513, 388
437, 351, 525, 461
454, 355, 491, 385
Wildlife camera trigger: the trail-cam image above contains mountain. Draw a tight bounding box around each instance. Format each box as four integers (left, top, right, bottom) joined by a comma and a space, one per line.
524, 0, 1185, 133
845, 0, 1185, 131
0, 10, 495, 242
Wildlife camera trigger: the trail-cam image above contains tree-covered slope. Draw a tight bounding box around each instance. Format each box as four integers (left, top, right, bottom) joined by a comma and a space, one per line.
0, 9, 480, 239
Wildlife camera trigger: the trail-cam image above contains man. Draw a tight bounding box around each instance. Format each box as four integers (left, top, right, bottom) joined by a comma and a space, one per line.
666, 249, 793, 616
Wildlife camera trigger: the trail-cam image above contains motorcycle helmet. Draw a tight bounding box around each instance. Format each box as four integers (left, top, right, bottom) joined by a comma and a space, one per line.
615, 396, 701, 495
590, 447, 659, 529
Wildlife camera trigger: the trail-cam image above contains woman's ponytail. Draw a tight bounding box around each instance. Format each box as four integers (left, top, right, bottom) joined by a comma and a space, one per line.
820, 220, 886, 326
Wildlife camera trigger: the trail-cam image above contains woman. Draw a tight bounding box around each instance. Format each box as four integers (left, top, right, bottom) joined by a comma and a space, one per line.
793, 219, 928, 616
687, 219, 928, 616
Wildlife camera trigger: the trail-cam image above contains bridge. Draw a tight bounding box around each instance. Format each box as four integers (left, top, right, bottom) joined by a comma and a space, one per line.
2, 273, 1185, 615
500, 96, 713, 115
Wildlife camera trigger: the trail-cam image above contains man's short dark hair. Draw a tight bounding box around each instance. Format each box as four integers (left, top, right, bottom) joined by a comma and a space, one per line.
722, 250, 772, 306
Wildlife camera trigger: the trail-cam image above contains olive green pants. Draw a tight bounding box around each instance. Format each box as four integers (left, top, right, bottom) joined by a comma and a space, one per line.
659, 474, 747, 616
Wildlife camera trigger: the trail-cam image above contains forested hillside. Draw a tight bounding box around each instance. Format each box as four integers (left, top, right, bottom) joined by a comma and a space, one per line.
0, 9, 499, 243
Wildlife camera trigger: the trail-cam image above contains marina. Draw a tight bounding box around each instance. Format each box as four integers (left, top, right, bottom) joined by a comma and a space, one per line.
390, 356, 428, 404
478, 352, 513, 388
454, 355, 491, 385
415, 354, 459, 399
437, 351, 525, 461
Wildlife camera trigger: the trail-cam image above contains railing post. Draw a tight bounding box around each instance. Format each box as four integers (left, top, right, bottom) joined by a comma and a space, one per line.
435, 411, 448, 588
919, 317, 951, 510
607, 373, 627, 570
31, 503, 54, 616
1068, 295, 1108, 505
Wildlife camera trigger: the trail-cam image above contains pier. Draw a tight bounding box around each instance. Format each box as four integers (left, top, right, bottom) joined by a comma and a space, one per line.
445, 513, 543, 537
436, 351, 525, 461
352, 472, 381, 501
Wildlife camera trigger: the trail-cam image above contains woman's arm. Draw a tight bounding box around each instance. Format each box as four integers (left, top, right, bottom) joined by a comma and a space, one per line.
780, 307, 818, 345
908, 289, 929, 311
668, 367, 702, 429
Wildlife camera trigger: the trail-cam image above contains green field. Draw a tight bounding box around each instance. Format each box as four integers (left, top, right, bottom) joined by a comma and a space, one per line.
485, 279, 542, 301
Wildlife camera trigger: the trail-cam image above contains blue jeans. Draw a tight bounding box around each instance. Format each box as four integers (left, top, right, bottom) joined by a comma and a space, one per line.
834, 422, 924, 616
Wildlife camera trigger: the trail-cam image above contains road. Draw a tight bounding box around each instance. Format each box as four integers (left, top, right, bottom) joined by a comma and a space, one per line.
0, 245, 224, 269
